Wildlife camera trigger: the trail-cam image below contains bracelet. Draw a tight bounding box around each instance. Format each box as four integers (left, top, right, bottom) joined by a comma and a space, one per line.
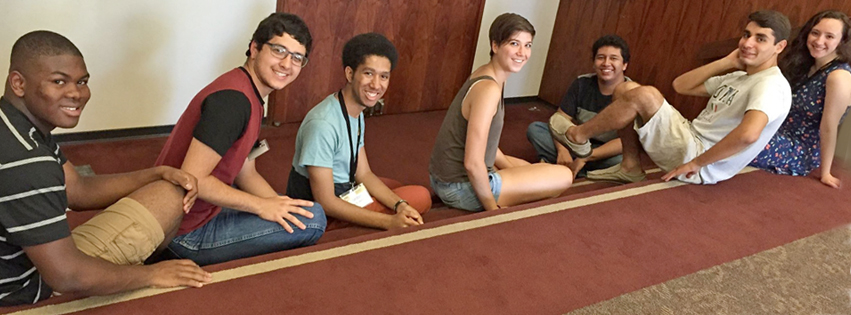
393, 199, 408, 212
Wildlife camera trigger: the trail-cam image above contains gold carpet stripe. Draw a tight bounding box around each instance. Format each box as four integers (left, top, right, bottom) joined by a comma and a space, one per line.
10, 167, 757, 315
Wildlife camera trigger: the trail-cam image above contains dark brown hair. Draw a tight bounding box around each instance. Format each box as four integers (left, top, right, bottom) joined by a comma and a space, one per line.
748, 10, 792, 44
780, 10, 851, 86
488, 13, 535, 57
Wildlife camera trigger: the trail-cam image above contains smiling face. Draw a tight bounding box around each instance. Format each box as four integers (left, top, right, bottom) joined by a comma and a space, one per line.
10, 54, 90, 132
491, 31, 533, 73
807, 18, 844, 62
345, 55, 391, 108
247, 32, 305, 97
593, 45, 627, 84
738, 22, 787, 72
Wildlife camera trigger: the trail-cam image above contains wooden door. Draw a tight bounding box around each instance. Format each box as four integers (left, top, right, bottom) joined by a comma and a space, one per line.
268, 0, 486, 125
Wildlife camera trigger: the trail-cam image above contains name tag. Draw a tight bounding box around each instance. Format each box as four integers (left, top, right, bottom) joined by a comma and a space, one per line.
248, 139, 270, 160
339, 183, 373, 207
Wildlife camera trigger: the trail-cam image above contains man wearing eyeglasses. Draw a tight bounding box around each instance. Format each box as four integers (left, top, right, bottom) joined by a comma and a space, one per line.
155, 13, 326, 266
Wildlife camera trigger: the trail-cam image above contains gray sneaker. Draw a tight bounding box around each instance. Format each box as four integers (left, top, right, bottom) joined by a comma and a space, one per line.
587, 164, 646, 184
548, 113, 591, 158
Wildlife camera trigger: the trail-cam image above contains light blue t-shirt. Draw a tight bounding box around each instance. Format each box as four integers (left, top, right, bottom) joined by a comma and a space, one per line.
292, 93, 364, 184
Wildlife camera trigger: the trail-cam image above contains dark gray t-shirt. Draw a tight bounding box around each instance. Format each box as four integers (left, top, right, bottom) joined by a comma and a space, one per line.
559, 74, 629, 143
429, 76, 504, 183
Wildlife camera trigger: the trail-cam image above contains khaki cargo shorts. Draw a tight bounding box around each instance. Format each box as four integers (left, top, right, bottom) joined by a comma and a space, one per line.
72, 197, 163, 265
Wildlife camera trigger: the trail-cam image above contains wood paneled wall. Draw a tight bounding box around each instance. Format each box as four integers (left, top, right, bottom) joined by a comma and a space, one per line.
269, 0, 485, 124
540, 0, 851, 119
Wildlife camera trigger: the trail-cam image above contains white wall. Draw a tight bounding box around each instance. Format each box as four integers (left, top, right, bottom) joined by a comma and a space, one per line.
471, 0, 559, 98
0, 0, 275, 134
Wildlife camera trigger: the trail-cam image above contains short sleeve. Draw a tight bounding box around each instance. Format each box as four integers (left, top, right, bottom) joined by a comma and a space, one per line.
704, 71, 741, 96
558, 79, 583, 117
192, 90, 252, 157
0, 159, 70, 246
295, 120, 338, 169
746, 77, 791, 121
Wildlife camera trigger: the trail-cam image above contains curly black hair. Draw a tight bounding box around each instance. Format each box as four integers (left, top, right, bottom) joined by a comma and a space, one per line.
342, 33, 398, 71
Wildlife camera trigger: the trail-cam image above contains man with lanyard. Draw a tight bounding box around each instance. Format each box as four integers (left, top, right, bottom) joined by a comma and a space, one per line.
287, 33, 431, 230
155, 13, 325, 266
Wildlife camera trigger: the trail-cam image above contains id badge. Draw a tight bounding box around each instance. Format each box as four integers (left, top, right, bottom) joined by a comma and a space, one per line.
339, 183, 373, 207
248, 139, 270, 160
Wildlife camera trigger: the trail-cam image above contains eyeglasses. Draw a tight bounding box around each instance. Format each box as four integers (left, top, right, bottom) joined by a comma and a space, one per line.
264, 43, 309, 67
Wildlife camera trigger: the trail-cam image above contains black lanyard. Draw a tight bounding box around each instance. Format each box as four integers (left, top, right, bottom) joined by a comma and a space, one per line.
338, 91, 361, 185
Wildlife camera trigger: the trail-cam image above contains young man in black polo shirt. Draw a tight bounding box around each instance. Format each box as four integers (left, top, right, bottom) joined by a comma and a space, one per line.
526, 35, 630, 177
0, 31, 210, 307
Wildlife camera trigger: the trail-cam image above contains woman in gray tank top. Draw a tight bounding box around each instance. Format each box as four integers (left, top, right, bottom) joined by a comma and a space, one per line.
428, 13, 574, 212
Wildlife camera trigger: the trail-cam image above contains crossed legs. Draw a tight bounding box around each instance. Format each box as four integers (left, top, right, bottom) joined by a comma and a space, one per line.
565, 82, 665, 174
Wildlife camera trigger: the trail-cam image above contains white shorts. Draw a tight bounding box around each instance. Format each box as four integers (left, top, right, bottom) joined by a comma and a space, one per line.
635, 100, 705, 184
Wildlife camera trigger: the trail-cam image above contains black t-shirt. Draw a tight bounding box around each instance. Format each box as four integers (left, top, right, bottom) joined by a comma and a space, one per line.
0, 97, 69, 306
191, 67, 265, 157
192, 90, 253, 157
558, 74, 626, 143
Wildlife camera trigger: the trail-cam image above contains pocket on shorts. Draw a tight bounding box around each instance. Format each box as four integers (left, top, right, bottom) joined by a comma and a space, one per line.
102, 224, 156, 265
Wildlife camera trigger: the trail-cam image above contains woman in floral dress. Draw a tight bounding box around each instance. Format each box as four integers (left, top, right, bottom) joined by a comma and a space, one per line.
750, 10, 851, 188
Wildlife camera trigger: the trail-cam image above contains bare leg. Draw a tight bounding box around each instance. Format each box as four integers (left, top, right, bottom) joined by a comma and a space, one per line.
616, 126, 643, 174
126, 180, 185, 252
502, 155, 531, 169
567, 84, 665, 144
496, 163, 573, 207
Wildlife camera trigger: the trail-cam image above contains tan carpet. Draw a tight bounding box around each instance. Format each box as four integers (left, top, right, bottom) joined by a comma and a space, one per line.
569, 225, 851, 315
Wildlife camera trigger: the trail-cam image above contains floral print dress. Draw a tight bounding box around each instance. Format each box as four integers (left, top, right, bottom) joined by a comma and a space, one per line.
750, 61, 851, 175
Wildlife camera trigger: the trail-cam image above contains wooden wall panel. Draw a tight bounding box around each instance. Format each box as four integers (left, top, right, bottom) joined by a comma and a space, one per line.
269, 0, 485, 124
541, 0, 851, 120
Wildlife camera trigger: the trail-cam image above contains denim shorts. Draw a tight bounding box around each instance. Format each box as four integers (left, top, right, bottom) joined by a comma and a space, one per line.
430, 172, 502, 212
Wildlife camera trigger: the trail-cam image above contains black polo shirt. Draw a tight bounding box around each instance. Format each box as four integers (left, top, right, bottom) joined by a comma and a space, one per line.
0, 97, 69, 306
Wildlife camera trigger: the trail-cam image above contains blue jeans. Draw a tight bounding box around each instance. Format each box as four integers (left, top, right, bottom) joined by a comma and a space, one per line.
526, 121, 623, 177
430, 173, 502, 212
167, 205, 326, 266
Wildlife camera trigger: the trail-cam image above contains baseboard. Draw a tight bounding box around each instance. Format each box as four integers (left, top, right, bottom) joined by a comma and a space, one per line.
504, 96, 540, 104
55, 125, 174, 144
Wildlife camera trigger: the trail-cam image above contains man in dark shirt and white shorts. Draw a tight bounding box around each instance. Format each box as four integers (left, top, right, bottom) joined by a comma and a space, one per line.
0, 31, 210, 307
526, 35, 630, 177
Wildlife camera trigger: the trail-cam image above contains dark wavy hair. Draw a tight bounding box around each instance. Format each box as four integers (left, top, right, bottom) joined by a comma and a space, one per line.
245, 13, 312, 58
591, 34, 630, 63
780, 10, 851, 86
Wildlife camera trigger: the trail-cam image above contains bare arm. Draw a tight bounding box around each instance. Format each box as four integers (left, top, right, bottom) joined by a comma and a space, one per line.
181, 138, 313, 231
354, 148, 423, 225
234, 159, 278, 198
587, 138, 623, 161
818, 70, 851, 188
63, 163, 197, 212
24, 237, 210, 296
673, 49, 744, 97
462, 81, 501, 211
663, 110, 768, 181
307, 166, 416, 230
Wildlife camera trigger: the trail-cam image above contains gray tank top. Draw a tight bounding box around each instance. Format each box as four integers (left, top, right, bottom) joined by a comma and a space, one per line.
429, 76, 504, 183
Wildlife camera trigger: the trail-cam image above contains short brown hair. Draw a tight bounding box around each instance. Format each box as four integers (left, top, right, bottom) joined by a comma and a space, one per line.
748, 10, 791, 44
488, 13, 535, 57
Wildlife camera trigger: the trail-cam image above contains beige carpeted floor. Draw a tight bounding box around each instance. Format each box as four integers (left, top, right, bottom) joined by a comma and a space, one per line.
569, 225, 851, 315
